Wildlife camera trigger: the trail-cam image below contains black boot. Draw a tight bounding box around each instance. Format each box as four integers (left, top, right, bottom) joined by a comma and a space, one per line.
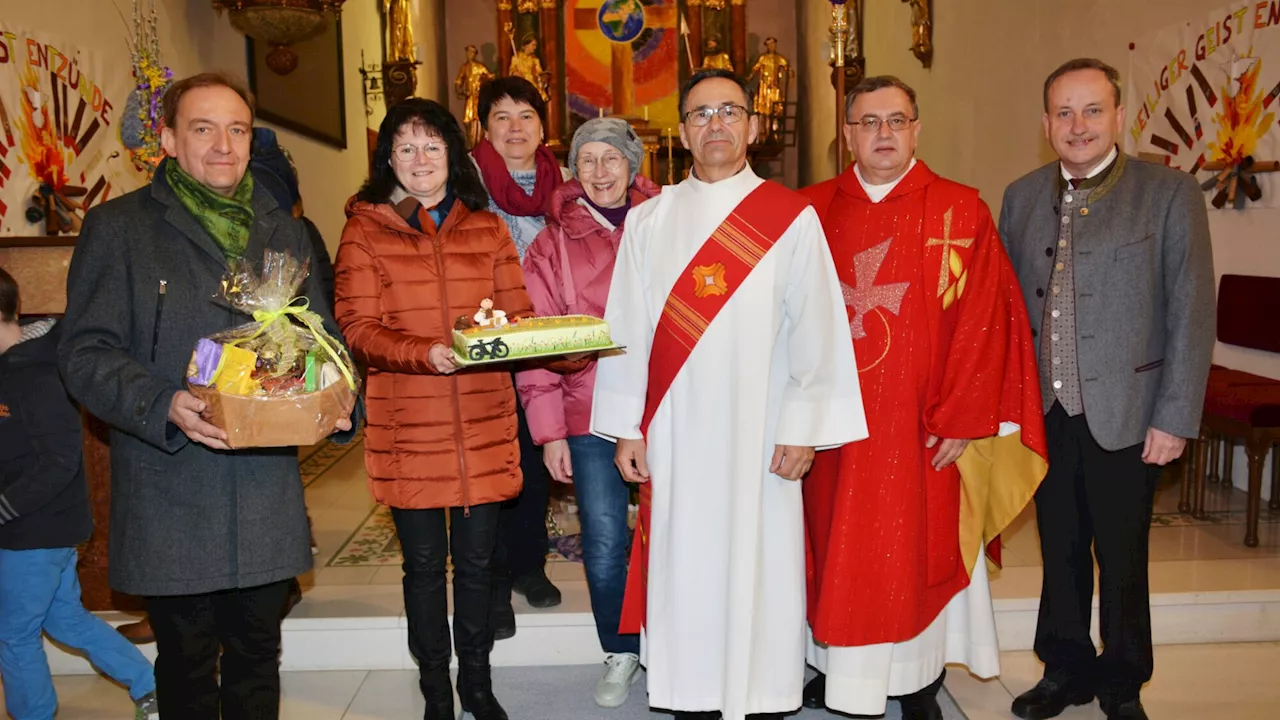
453, 503, 507, 719
458, 657, 508, 720
391, 507, 457, 718
895, 669, 945, 720
419, 665, 454, 720
512, 568, 562, 608
802, 671, 826, 709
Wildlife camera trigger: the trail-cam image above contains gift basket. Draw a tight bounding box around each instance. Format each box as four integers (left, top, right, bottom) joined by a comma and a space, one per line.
185, 250, 359, 449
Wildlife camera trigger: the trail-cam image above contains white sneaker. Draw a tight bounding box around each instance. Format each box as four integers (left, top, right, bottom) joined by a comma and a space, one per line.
134, 691, 160, 719
594, 652, 642, 708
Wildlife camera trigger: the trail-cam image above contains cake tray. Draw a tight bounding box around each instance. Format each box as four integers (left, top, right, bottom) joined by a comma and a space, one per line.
452, 344, 627, 368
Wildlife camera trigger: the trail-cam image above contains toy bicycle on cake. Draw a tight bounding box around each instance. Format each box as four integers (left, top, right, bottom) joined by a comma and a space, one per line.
452, 298, 622, 366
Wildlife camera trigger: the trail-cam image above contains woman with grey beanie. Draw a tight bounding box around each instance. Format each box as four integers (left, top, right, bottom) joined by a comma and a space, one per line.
515, 116, 660, 709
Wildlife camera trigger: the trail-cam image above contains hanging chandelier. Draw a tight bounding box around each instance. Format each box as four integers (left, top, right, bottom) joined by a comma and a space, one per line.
212, 0, 346, 75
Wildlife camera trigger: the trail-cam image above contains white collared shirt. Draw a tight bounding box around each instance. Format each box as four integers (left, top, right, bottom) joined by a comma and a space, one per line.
1060, 145, 1119, 183
854, 158, 918, 204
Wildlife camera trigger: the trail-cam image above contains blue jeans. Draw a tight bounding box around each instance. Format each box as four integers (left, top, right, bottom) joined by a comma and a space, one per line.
568, 434, 641, 656
0, 548, 156, 719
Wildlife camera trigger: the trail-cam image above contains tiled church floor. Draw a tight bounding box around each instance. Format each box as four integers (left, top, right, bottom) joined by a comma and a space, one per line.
7, 642, 1280, 719
296, 437, 1280, 607
5, 440, 1280, 717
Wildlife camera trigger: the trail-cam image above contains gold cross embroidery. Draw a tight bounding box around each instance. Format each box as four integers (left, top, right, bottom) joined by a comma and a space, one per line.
925, 207, 975, 298
691, 262, 729, 298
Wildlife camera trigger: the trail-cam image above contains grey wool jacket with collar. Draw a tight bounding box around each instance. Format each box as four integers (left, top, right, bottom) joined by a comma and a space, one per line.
58, 159, 358, 597
998, 152, 1216, 451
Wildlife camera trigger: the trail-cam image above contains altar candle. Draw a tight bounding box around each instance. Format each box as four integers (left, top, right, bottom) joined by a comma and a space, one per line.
599, 107, 604, 118
644, 105, 649, 121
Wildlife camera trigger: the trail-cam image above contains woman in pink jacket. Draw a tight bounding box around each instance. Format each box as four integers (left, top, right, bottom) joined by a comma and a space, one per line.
516, 117, 659, 709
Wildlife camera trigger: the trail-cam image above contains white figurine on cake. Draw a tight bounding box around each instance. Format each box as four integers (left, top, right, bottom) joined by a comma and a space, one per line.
473, 298, 509, 328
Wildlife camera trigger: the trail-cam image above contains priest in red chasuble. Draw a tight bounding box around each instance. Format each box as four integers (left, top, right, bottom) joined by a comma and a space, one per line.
799, 76, 1049, 719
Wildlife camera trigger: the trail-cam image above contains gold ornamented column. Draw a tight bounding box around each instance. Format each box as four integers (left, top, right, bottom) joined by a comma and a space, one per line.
497, 0, 515, 80
729, 0, 746, 78
830, 0, 849, 170
687, 0, 704, 70
540, 0, 564, 144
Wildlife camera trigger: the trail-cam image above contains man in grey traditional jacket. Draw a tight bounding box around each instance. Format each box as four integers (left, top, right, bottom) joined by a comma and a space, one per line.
58, 72, 356, 719
999, 58, 1215, 720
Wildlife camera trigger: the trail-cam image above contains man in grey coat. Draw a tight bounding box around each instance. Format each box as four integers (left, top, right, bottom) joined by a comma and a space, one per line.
58, 72, 356, 719
999, 58, 1215, 720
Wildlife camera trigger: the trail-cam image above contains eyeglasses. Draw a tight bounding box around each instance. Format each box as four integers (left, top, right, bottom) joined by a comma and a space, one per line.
683, 104, 749, 127
848, 115, 918, 133
393, 143, 447, 162
577, 154, 627, 173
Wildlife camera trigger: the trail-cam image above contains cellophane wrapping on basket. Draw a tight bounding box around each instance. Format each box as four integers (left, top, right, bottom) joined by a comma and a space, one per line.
185, 250, 359, 448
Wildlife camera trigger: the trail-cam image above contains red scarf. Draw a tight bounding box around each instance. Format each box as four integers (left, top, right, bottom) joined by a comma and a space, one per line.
471, 140, 563, 217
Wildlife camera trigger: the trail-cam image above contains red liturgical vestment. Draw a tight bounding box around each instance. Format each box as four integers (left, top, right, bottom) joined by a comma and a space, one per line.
802, 162, 1048, 647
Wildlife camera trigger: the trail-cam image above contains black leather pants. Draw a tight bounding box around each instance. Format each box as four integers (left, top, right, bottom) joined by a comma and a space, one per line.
391, 502, 502, 680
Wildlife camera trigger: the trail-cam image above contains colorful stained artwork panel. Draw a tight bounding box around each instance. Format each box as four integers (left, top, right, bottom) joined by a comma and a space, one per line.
565, 0, 680, 128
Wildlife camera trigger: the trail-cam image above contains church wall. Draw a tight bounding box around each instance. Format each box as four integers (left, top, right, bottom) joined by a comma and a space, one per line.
416, 0, 449, 103
796, 0, 838, 188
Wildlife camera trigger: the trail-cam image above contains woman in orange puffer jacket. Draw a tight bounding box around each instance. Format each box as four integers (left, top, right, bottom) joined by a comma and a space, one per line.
334, 98, 530, 720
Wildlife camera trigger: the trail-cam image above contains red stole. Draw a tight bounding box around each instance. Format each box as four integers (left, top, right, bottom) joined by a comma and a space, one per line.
617, 180, 811, 634
799, 162, 1047, 647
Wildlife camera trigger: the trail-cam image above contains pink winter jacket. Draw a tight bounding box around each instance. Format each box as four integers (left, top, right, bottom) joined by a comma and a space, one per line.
515, 176, 661, 445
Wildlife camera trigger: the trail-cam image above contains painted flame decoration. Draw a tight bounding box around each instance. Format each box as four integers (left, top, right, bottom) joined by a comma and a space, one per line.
1209, 55, 1277, 166
17, 60, 70, 190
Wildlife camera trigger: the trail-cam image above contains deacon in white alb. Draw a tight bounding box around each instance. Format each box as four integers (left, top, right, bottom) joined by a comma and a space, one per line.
590, 69, 868, 720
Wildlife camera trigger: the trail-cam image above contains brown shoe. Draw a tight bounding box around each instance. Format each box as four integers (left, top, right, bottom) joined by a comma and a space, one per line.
117, 617, 154, 644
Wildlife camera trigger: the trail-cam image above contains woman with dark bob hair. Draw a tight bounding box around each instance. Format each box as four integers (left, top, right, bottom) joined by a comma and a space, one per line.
334, 98, 532, 720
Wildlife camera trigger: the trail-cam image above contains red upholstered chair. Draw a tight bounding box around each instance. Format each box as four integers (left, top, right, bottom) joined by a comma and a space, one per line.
1185, 275, 1280, 547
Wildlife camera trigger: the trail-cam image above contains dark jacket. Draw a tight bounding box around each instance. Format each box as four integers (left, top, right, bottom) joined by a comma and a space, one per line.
247, 166, 335, 314
301, 216, 335, 313
58, 159, 356, 596
0, 321, 94, 550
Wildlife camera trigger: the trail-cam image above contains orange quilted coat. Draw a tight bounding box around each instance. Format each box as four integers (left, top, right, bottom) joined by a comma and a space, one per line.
335, 196, 533, 510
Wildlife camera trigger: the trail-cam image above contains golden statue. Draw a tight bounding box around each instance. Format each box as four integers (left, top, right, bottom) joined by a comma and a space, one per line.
700, 37, 733, 71
383, 0, 416, 63
455, 45, 495, 148
516, 0, 539, 13
509, 35, 550, 101
902, 0, 932, 67
749, 37, 793, 143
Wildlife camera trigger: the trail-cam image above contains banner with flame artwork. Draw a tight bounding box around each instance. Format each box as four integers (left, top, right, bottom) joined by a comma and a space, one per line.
1126, 3, 1280, 209
0, 27, 142, 235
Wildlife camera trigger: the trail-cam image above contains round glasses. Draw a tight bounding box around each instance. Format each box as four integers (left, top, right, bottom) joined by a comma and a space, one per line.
393, 143, 447, 162
683, 104, 749, 127
577, 154, 627, 174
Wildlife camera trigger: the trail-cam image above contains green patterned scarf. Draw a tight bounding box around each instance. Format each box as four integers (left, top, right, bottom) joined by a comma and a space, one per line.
164, 159, 255, 261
